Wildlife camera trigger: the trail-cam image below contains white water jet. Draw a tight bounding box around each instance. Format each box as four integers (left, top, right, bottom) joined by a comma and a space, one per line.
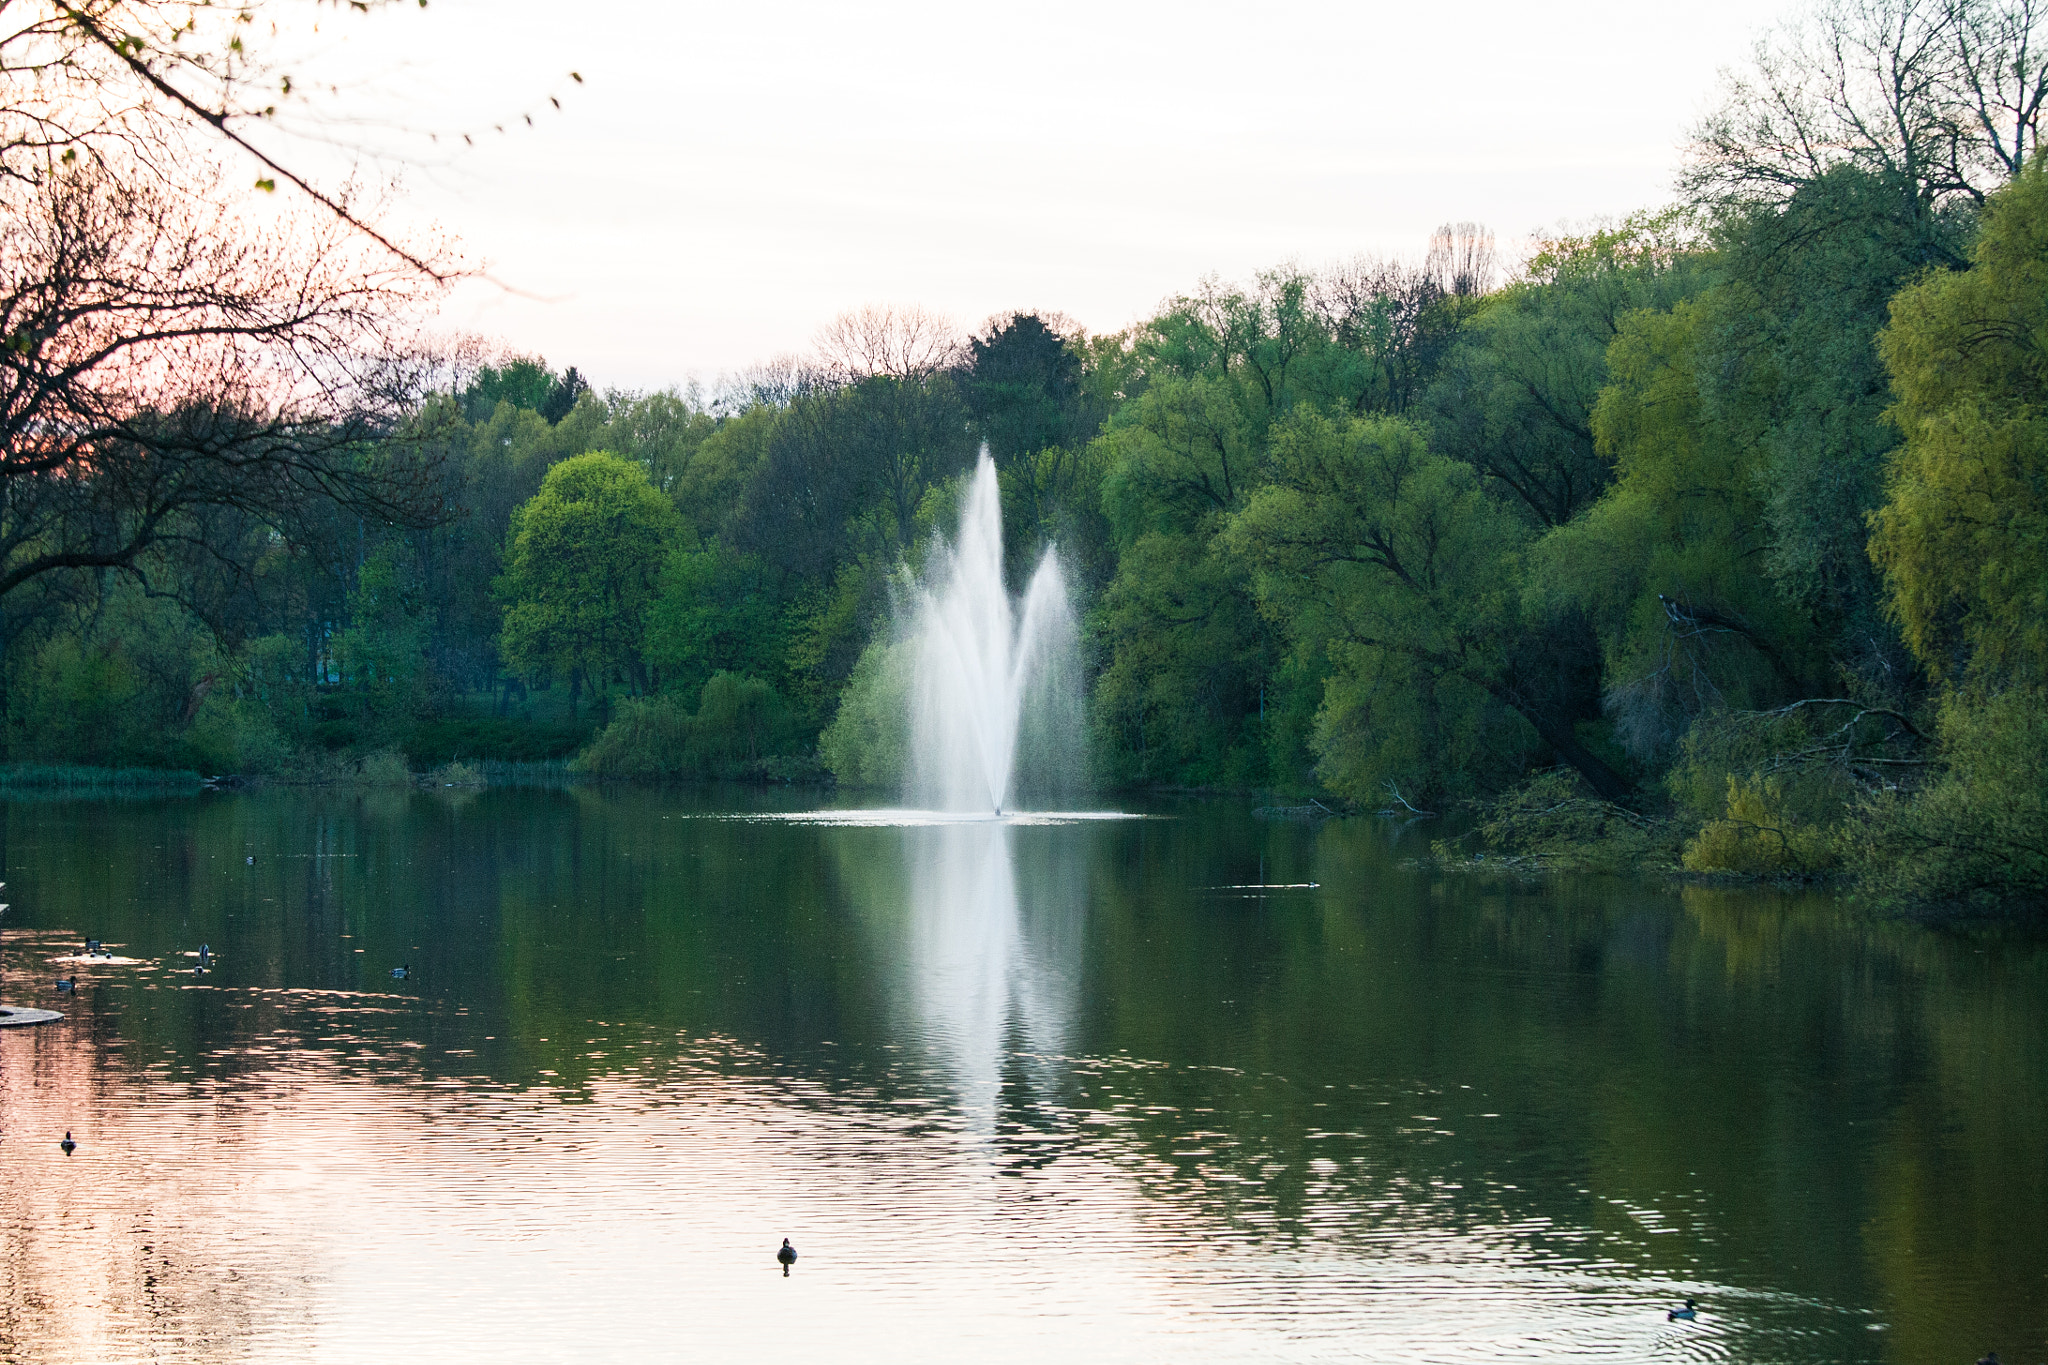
908, 453, 1082, 814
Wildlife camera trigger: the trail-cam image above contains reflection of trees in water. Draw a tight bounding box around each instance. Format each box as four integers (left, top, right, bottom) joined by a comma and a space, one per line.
2, 793, 2043, 1354
1678, 885, 2048, 1360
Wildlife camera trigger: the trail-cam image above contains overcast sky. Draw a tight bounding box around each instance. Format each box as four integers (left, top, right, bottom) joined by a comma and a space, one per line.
303, 0, 1796, 391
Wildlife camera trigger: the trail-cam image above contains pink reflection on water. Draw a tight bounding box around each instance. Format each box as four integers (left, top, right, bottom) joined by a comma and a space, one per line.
1, 1007, 1743, 1365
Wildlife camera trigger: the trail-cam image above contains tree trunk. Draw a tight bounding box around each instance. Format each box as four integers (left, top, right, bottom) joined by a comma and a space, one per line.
1489, 683, 1637, 804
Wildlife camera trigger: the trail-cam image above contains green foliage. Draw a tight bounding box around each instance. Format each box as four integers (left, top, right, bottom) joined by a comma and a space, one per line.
1470, 767, 1681, 873
1540, 297, 1817, 761
403, 717, 592, 765
498, 451, 685, 700
817, 638, 911, 788
1714, 169, 1956, 632
331, 547, 430, 741
576, 673, 805, 780
963, 312, 1095, 464
1226, 411, 1628, 803
1088, 529, 1282, 788
643, 543, 784, 701
1683, 775, 1840, 876
14, 636, 148, 766
461, 357, 559, 421
1425, 210, 1708, 528
1872, 159, 2048, 686
187, 694, 296, 776
1850, 687, 2048, 913
603, 386, 719, 506
6, 582, 222, 770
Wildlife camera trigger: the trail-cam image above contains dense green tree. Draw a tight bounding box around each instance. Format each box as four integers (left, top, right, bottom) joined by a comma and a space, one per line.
603, 388, 719, 504
1089, 529, 1280, 788
642, 544, 785, 701
1226, 412, 1630, 804
963, 312, 1092, 463
461, 359, 559, 422
1704, 166, 1969, 697
1872, 160, 2048, 685
498, 452, 683, 710
331, 546, 430, 741
1843, 159, 2048, 912
1538, 298, 1818, 759
1423, 212, 1707, 528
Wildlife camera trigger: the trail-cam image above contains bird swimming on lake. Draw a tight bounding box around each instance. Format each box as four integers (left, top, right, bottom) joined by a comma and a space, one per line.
391, 964, 409, 980
777, 1239, 797, 1275
1668, 1299, 1697, 1322
54, 976, 75, 993
59, 1132, 75, 1154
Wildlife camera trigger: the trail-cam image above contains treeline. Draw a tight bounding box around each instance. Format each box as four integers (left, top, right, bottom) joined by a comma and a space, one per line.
5, 0, 2045, 914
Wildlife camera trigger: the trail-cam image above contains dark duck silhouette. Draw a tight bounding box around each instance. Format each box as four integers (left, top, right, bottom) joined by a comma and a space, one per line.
777, 1239, 797, 1275
59, 1132, 75, 1154
1668, 1298, 1697, 1322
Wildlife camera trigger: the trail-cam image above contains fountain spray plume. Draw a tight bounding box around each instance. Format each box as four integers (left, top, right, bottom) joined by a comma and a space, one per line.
909, 452, 1083, 814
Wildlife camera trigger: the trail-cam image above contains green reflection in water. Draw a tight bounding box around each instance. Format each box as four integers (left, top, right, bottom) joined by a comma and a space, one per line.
0, 787, 2042, 1362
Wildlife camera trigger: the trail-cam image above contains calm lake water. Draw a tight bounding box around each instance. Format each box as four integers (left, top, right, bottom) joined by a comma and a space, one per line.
0, 786, 2041, 1364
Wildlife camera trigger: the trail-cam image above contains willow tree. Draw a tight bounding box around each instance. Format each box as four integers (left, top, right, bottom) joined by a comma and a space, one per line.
1873, 162, 2048, 683
1856, 160, 2048, 910
1225, 411, 1632, 806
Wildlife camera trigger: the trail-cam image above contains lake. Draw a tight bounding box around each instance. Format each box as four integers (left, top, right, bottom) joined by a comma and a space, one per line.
0, 786, 2041, 1363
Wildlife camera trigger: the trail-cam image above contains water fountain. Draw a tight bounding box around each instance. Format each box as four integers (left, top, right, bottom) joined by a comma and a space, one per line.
907, 452, 1082, 815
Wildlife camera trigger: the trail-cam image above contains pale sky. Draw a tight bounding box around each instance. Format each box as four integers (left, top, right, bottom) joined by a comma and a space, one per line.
291, 0, 1797, 392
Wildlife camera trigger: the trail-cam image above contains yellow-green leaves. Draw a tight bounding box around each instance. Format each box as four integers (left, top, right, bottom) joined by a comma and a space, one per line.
1872, 161, 2048, 684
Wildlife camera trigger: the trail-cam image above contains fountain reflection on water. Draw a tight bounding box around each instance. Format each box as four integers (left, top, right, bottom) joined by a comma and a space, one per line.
900, 821, 1083, 1128
891, 453, 1092, 1120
